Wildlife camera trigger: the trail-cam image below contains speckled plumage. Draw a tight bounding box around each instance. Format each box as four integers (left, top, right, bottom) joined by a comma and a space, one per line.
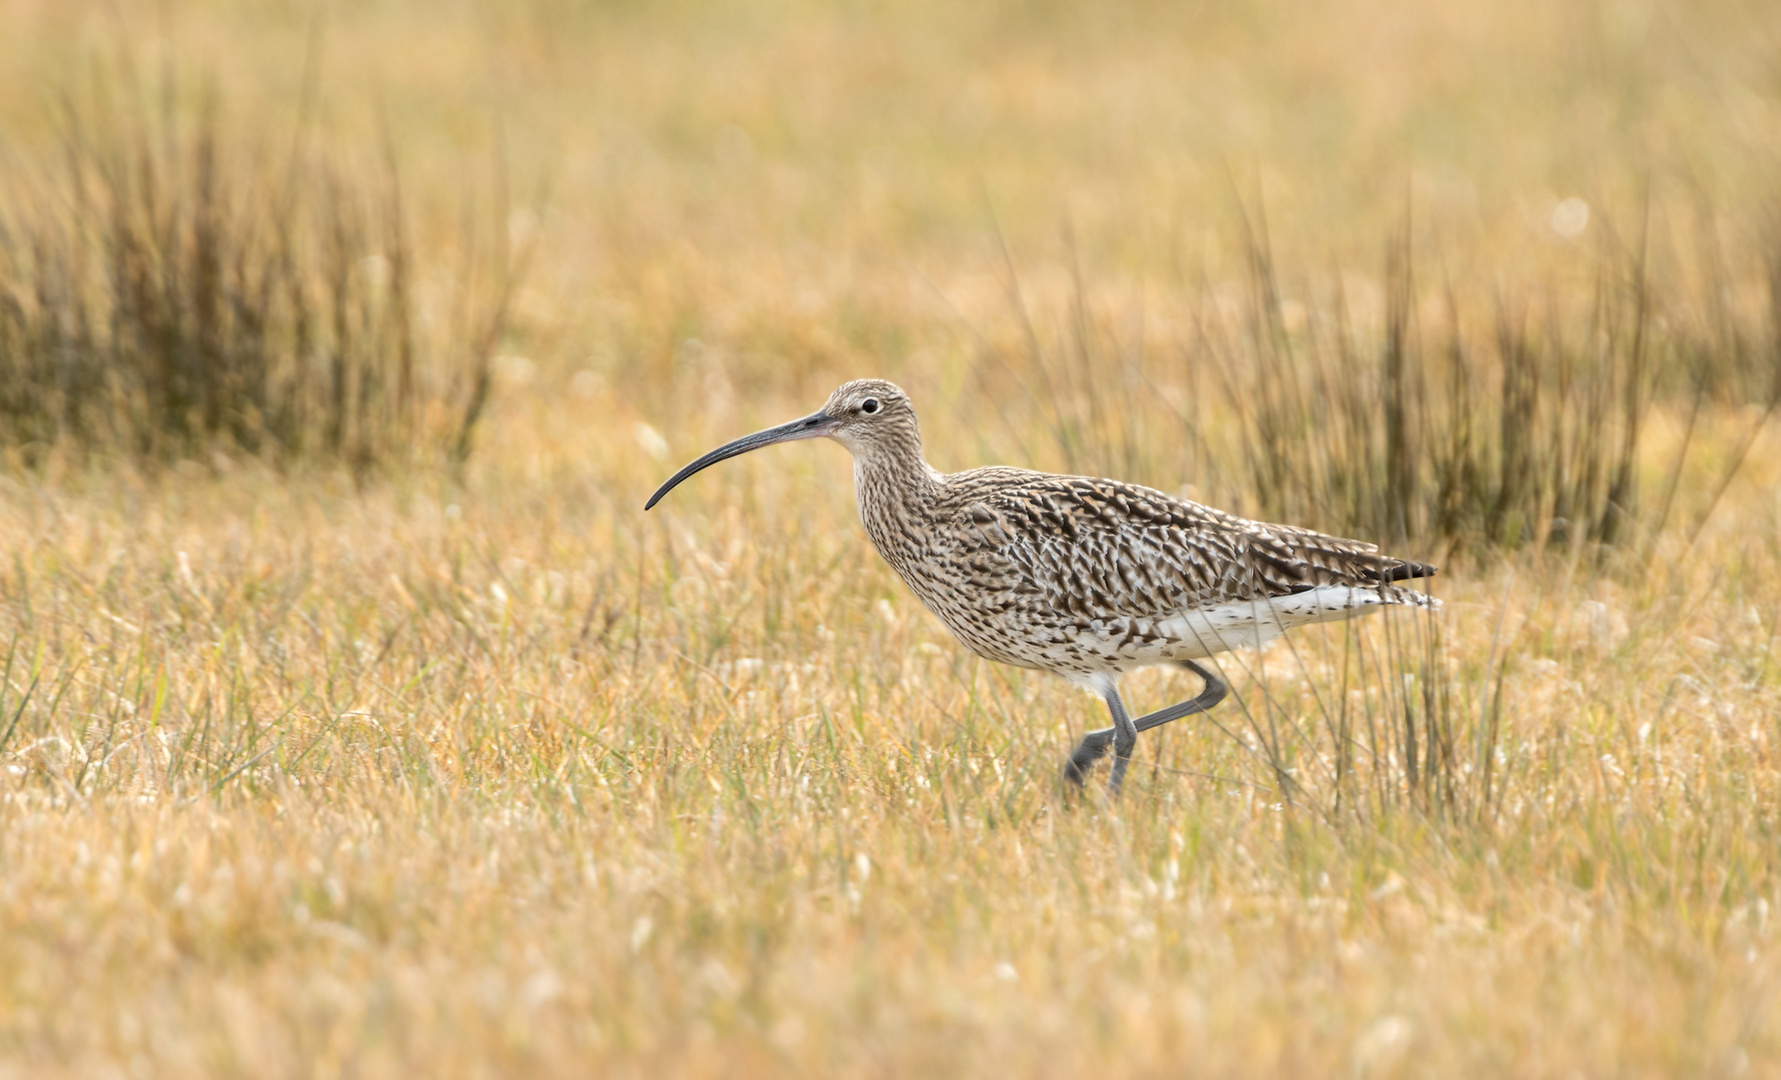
831, 380, 1439, 680
646, 377, 1440, 797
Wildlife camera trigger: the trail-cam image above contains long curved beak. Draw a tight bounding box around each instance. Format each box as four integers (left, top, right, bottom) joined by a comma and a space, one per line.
644, 410, 839, 510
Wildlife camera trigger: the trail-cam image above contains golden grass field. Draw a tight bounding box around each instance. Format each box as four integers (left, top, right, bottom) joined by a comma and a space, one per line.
4, 0, 1781, 1076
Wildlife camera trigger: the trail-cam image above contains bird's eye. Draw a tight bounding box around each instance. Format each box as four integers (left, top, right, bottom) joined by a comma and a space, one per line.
860, 398, 881, 414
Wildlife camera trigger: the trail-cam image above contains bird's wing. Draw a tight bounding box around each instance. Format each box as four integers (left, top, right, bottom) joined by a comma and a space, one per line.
938, 468, 1431, 621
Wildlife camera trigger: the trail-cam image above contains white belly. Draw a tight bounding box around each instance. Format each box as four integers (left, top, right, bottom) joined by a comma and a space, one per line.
1061, 585, 1440, 679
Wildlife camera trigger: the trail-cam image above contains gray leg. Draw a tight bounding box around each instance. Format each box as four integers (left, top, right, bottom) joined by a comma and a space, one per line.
1103, 688, 1139, 797
1063, 660, 1229, 794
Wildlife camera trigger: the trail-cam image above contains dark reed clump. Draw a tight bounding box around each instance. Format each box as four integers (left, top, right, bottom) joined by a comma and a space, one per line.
0, 78, 516, 471
975, 201, 1779, 561
1198, 201, 1781, 560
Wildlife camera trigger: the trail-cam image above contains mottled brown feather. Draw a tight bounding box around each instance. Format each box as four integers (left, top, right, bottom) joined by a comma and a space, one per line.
804, 379, 1439, 679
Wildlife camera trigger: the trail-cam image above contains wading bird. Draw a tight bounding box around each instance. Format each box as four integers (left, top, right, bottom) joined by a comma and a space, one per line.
645, 379, 1439, 798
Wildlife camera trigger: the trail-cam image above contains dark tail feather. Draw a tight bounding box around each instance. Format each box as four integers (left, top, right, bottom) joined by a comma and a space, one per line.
1378, 558, 1438, 583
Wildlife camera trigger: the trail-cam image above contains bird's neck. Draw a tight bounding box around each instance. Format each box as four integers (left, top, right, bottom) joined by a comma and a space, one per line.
851, 434, 940, 558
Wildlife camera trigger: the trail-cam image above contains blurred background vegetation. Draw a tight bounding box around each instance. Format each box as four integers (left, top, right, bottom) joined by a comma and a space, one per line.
2, 0, 1778, 550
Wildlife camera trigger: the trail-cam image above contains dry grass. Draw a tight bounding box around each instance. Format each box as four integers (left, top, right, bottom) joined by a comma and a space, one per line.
4, 0, 1781, 1076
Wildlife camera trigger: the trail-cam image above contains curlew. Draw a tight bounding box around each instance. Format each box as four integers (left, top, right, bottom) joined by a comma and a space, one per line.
645, 379, 1439, 798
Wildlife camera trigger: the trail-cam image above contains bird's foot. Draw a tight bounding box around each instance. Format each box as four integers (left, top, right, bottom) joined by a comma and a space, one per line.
1062, 729, 1114, 789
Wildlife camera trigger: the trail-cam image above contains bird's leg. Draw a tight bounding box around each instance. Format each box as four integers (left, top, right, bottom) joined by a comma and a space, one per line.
1062, 660, 1229, 792
1132, 659, 1228, 734
1102, 688, 1139, 798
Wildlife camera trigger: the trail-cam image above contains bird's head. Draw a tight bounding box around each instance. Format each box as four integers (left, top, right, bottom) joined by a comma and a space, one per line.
644, 378, 918, 510
819, 378, 916, 453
